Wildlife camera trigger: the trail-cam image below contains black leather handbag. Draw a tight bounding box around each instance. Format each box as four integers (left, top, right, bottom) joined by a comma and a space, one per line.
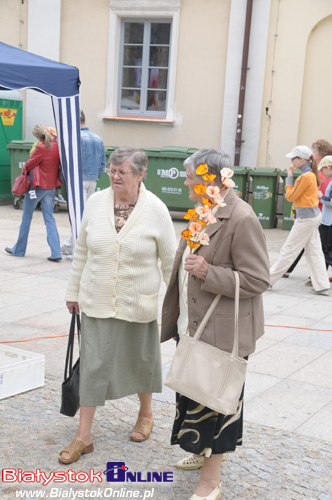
60, 310, 81, 417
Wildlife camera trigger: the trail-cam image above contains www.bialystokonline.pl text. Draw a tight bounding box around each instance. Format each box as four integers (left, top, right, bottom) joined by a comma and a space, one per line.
15, 487, 155, 498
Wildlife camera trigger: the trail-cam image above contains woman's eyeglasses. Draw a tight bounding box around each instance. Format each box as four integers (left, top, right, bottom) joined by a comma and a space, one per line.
106, 169, 133, 177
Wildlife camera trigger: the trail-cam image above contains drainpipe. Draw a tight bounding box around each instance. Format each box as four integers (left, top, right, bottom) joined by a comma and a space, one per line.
234, 0, 253, 166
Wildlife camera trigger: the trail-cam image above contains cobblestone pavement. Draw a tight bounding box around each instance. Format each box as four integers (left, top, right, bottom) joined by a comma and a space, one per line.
1, 376, 331, 500
1, 205, 332, 500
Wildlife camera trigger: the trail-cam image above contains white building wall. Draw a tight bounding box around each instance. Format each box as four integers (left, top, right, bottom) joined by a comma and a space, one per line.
241, 0, 272, 168
221, 0, 272, 168
25, 0, 62, 138
257, 0, 332, 171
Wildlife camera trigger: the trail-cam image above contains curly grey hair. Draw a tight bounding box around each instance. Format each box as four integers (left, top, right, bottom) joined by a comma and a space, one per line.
109, 146, 147, 178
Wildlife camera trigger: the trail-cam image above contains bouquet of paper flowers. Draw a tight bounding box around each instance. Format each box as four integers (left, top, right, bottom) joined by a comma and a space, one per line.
181, 164, 235, 251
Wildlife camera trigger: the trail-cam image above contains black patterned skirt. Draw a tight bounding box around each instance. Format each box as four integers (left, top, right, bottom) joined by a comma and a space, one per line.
170, 385, 244, 457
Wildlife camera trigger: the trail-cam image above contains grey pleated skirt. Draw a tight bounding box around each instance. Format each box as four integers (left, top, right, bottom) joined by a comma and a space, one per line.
79, 313, 162, 406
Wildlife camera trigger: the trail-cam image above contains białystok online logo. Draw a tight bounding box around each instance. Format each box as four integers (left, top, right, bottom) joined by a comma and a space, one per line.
2, 463, 173, 486
103, 462, 173, 483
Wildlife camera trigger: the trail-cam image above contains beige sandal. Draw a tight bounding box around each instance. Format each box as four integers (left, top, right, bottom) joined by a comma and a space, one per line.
58, 439, 94, 464
130, 418, 154, 442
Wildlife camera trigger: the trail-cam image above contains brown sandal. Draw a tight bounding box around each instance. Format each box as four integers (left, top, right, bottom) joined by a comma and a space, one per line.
58, 439, 94, 464
130, 418, 153, 442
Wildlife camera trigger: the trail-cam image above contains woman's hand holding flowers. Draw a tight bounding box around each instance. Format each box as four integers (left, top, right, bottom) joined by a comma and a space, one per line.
184, 254, 208, 280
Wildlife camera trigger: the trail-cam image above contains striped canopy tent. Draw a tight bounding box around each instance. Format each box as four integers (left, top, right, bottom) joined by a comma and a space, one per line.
0, 41, 83, 242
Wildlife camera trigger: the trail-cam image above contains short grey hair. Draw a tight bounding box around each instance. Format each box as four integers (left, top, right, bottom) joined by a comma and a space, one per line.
184, 148, 232, 184
109, 146, 148, 177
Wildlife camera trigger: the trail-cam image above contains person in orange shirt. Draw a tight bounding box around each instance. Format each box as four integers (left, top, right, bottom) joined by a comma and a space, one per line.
283, 139, 332, 282
269, 145, 330, 295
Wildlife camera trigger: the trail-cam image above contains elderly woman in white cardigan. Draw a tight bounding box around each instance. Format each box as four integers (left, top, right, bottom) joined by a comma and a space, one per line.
59, 147, 177, 464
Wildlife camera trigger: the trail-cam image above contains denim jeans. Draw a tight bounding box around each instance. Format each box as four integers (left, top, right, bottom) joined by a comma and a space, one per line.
11, 187, 61, 258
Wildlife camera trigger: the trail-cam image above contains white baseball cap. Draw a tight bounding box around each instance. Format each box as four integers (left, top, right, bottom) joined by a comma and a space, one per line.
318, 155, 332, 170
286, 145, 313, 160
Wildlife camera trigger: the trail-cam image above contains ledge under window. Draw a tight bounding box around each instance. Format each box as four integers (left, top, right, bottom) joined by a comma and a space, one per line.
102, 115, 175, 125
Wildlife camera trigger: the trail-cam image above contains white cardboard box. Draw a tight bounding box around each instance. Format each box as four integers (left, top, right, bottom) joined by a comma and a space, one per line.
0, 345, 45, 399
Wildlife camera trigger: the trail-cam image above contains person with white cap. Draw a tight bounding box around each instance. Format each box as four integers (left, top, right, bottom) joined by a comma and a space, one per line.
282, 139, 332, 281
269, 145, 330, 295
317, 155, 332, 280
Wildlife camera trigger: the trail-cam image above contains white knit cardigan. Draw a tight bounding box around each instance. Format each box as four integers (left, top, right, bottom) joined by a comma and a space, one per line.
65, 183, 177, 322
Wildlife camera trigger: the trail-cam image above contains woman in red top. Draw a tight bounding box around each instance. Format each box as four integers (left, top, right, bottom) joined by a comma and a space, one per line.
5, 125, 63, 261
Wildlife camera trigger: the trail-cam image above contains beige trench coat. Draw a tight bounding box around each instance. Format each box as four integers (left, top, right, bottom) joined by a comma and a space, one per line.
160, 189, 270, 357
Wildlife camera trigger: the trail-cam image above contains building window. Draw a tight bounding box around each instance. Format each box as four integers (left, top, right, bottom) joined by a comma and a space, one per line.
118, 19, 171, 117
105, 0, 180, 122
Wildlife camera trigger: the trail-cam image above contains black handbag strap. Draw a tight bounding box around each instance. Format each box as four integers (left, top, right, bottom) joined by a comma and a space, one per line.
64, 310, 80, 380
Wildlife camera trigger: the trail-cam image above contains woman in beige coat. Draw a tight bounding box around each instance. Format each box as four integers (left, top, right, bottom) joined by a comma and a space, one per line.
161, 149, 270, 500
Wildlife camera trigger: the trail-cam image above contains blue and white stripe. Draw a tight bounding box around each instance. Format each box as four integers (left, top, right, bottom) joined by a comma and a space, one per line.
52, 95, 84, 242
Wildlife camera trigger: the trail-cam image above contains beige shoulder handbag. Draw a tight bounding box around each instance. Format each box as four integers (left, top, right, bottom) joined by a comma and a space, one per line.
164, 271, 247, 415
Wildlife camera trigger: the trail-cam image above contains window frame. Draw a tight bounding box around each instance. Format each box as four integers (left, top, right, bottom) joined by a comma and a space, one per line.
104, 0, 181, 122
118, 18, 172, 117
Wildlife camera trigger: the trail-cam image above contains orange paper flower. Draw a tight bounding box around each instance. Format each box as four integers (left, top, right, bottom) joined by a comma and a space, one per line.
187, 240, 200, 250
195, 163, 209, 175
181, 229, 193, 240
202, 173, 216, 182
194, 184, 207, 195
202, 196, 214, 207
184, 208, 198, 220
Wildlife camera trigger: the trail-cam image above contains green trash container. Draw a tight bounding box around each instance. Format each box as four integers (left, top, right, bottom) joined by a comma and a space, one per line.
250, 168, 280, 229
232, 167, 250, 201
105, 146, 117, 166
96, 146, 117, 192
0, 90, 23, 200
280, 170, 301, 230
144, 146, 199, 211
96, 171, 110, 191
7, 140, 35, 208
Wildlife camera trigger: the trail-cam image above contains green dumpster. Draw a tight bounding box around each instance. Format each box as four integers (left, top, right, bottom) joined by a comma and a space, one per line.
232, 167, 250, 201
7, 140, 35, 208
0, 90, 23, 199
144, 146, 199, 211
250, 168, 280, 229
105, 146, 117, 166
96, 146, 117, 192
96, 171, 110, 191
280, 170, 301, 230
7, 140, 35, 183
